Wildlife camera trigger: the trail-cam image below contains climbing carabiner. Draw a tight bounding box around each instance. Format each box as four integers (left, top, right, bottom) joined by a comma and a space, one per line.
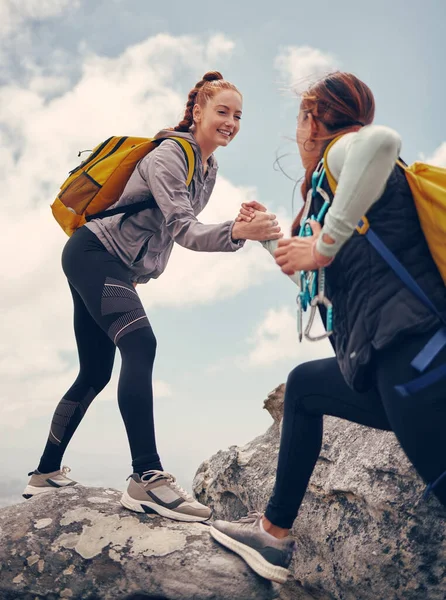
304, 295, 334, 342
296, 294, 303, 342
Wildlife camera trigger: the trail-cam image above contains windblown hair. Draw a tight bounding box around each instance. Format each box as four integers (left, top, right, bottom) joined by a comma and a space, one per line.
292, 71, 375, 234
173, 71, 242, 132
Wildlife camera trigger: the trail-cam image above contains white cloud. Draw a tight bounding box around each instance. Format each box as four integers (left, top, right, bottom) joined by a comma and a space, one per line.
2, 33, 237, 218
0, 0, 78, 35
245, 306, 333, 367
274, 45, 339, 94
153, 380, 173, 398
425, 142, 446, 167
205, 34, 236, 65
0, 31, 252, 426
1, 30, 294, 431
140, 183, 291, 309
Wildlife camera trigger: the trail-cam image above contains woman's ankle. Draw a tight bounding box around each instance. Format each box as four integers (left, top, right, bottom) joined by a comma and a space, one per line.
261, 515, 290, 539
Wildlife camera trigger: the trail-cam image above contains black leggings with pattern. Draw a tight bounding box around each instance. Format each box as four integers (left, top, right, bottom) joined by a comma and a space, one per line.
37, 226, 162, 476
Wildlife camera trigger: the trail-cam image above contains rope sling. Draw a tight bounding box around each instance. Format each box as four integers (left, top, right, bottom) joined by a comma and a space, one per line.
296, 158, 334, 342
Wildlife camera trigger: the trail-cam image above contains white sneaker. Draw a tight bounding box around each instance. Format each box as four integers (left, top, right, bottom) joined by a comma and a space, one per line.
23, 466, 78, 499
120, 470, 211, 522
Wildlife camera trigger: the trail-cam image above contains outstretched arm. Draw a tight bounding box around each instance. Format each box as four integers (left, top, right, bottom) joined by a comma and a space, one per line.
141, 140, 242, 252
142, 141, 282, 250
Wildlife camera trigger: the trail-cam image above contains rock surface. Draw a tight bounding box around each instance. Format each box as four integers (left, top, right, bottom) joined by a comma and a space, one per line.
193, 385, 446, 600
0, 486, 281, 600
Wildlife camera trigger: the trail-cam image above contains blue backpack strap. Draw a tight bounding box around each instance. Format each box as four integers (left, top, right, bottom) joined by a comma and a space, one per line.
358, 220, 445, 322
394, 362, 446, 397
410, 327, 446, 372
356, 218, 446, 397
423, 469, 446, 500
357, 218, 446, 502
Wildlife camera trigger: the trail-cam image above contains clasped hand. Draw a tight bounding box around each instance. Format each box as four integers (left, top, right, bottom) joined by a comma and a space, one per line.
233, 201, 282, 241
237, 202, 329, 275
273, 220, 322, 274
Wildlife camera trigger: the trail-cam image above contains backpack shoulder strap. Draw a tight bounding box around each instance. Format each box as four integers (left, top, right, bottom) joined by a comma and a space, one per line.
158, 136, 196, 186
86, 137, 196, 223
322, 135, 345, 193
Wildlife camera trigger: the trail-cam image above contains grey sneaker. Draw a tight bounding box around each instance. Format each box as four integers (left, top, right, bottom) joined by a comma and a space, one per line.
120, 470, 212, 523
210, 512, 295, 584
23, 466, 78, 499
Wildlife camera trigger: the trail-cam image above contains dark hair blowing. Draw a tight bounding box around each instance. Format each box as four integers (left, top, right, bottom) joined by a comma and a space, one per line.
173, 71, 242, 132
292, 71, 375, 234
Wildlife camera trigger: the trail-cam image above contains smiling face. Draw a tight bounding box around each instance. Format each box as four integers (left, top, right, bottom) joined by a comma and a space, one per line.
193, 89, 242, 154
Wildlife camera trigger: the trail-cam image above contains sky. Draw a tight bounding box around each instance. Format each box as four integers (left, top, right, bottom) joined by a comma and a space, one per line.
0, 0, 445, 507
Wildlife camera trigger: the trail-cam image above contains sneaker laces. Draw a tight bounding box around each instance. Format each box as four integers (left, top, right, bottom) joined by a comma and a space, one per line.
233, 511, 296, 557
234, 511, 296, 555
232, 510, 263, 524
141, 470, 194, 502
60, 465, 71, 477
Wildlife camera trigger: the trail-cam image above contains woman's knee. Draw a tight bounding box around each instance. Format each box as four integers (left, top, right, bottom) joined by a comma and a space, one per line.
118, 325, 157, 362
81, 368, 113, 395
69, 367, 113, 402
286, 362, 318, 396
285, 362, 320, 414
92, 371, 113, 393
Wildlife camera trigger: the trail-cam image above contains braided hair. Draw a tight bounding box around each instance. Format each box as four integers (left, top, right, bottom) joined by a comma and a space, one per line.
173, 71, 241, 132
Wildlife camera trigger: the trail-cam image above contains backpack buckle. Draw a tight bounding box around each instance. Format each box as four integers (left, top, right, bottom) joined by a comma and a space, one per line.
356, 216, 370, 235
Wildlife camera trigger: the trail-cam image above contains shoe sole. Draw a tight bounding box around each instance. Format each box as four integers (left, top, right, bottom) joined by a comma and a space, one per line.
120, 490, 211, 523
209, 525, 289, 584
22, 483, 77, 499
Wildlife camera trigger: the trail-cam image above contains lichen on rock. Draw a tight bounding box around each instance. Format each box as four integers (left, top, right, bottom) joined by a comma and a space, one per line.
0, 485, 279, 600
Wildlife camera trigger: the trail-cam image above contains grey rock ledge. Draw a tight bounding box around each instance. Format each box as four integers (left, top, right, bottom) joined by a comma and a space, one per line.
193, 384, 446, 600
0, 485, 280, 600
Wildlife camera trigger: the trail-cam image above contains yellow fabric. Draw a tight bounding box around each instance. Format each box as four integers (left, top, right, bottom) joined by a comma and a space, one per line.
322, 136, 343, 194
322, 138, 446, 284
398, 161, 446, 284
51, 135, 196, 237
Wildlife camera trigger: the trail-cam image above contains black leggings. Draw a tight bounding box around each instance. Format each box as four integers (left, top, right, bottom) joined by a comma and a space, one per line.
38, 226, 162, 476
265, 331, 446, 528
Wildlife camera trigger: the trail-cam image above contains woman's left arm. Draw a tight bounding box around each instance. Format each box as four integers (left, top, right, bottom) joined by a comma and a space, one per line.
316, 125, 402, 258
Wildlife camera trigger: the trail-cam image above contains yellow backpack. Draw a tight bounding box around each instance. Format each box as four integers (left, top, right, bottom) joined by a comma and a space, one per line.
321, 138, 446, 400
323, 138, 446, 284
51, 135, 195, 236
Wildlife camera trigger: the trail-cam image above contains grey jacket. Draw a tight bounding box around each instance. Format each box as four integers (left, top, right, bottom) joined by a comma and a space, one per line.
86, 130, 244, 283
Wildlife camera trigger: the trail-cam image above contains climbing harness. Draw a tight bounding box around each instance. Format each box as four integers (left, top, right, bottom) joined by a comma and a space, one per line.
296, 159, 333, 342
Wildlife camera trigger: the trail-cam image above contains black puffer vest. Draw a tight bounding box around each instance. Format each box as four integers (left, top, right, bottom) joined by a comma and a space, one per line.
312, 165, 446, 392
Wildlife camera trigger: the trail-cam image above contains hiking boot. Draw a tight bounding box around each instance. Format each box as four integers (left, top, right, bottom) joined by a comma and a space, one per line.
210, 511, 295, 584
23, 466, 78, 499
120, 470, 211, 523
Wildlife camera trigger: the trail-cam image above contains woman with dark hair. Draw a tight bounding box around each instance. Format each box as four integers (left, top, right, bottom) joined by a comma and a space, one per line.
210, 71, 446, 582
23, 71, 282, 522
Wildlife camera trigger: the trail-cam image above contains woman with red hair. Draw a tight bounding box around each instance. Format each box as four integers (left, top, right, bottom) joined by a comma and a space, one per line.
210, 71, 446, 583
23, 71, 281, 522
